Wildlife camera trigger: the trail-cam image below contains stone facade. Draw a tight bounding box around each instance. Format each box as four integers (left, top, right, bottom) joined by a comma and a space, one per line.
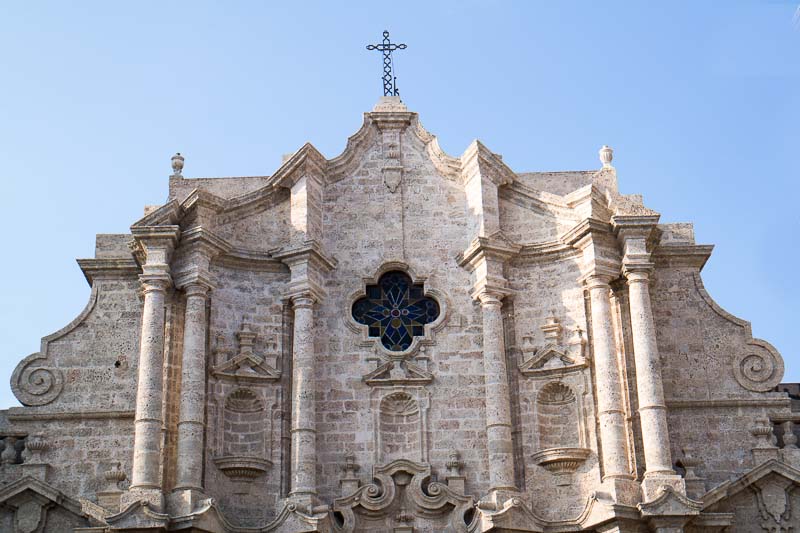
0, 96, 798, 532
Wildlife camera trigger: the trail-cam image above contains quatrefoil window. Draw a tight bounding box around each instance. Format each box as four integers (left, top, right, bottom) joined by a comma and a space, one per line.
352, 271, 440, 351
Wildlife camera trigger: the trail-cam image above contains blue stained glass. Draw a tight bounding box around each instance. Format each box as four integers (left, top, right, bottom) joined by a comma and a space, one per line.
352, 271, 440, 351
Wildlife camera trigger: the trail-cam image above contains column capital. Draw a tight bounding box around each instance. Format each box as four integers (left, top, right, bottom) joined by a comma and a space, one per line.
183, 281, 212, 298
582, 273, 614, 290
139, 274, 171, 293
291, 292, 317, 309
174, 270, 216, 293
623, 263, 655, 284
476, 291, 505, 308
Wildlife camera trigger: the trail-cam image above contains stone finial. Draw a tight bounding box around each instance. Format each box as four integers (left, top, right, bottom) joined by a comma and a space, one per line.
599, 145, 613, 168
445, 451, 466, 493
236, 323, 257, 357
340, 454, 361, 496
103, 462, 127, 491
171, 152, 185, 176
751, 418, 776, 449
25, 435, 48, 462
540, 315, 562, 343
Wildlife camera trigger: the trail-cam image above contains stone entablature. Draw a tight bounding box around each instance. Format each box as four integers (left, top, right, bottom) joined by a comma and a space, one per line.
0, 96, 797, 532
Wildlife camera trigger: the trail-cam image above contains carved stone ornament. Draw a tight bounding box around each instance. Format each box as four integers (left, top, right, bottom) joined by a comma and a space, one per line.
211, 323, 280, 383
519, 317, 588, 377
530, 447, 591, 483
733, 348, 784, 392
11, 353, 64, 407
332, 459, 475, 533
15, 500, 44, 533
212, 456, 272, 481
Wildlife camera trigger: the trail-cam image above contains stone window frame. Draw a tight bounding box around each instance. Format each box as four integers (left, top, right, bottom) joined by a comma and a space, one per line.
346, 262, 449, 360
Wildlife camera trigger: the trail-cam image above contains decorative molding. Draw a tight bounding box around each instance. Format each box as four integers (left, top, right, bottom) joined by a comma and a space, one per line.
332, 459, 474, 533
211, 323, 281, 383
519, 316, 588, 377
76, 257, 140, 285
7, 409, 135, 421
664, 397, 790, 409
531, 447, 591, 481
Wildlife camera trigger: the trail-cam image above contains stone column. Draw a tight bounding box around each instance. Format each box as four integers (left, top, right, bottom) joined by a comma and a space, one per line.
479, 292, 517, 494
289, 293, 317, 504
585, 275, 631, 481
174, 281, 212, 492
624, 267, 674, 477
130, 276, 170, 494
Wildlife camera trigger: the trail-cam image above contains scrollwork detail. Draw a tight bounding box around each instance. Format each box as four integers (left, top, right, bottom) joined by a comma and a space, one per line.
11, 352, 64, 406
733, 346, 784, 392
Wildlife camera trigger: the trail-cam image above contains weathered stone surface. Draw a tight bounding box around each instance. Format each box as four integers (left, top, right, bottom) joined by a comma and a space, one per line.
0, 96, 796, 532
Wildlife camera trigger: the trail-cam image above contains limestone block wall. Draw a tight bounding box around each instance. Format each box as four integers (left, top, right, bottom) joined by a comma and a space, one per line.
202, 265, 290, 527
313, 125, 489, 503
651, 263, 787, 488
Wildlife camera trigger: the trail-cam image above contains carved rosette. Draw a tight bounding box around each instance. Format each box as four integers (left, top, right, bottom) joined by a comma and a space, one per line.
11, 353, 64, 406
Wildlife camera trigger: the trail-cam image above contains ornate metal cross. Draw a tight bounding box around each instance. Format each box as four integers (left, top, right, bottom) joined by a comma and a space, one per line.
366, 30, 407, 97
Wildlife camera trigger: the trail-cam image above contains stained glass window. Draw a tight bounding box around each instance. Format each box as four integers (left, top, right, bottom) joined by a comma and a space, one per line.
351, 271, 440, 351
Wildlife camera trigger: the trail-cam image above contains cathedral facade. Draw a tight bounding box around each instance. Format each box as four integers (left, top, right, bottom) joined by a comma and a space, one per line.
0, 97, 798, 532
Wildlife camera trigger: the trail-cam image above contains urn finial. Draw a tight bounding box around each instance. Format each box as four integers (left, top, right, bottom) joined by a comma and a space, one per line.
599, 145, 614, 168
171, 152, 185, 176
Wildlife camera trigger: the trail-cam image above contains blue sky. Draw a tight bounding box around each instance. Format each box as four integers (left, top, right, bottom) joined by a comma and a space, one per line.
0, 2, 797, 408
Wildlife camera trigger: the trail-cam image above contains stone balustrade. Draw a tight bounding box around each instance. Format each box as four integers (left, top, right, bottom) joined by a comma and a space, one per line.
751, 416, 800, 467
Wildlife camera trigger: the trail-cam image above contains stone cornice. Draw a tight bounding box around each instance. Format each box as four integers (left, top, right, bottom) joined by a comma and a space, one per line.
178, 226, 232, 256
456, 234, 522, 270
701, 459, 800, 510
130, 200, 181, 228
460, 140, 516, 187
612, 214, 661, 237
179, 187, 228, 214
130, 225, 181, 245
77, 258, 140, 285
7, 409, 136, 421
368, 110, 414, 130
271, 240, 337, 272
516, 241, 578, 263
652, 244, 713, 270
560, 218, 613, 248
214, 247, 287, 272
271, 143, 328, 188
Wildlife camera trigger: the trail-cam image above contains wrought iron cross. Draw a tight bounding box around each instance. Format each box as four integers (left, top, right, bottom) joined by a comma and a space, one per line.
366, 30, 407, 97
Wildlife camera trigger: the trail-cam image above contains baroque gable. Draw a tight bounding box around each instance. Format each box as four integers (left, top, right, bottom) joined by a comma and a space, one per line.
0, 96, 794, 533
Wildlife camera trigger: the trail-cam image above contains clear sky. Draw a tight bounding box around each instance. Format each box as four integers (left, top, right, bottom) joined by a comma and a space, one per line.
0, 2, 797, 409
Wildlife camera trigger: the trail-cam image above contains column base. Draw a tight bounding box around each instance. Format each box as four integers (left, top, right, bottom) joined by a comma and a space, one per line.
600, 477, 640, 507
119, 487, 165, 512
641, 474, 686, 502
167, 487, 207, 517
